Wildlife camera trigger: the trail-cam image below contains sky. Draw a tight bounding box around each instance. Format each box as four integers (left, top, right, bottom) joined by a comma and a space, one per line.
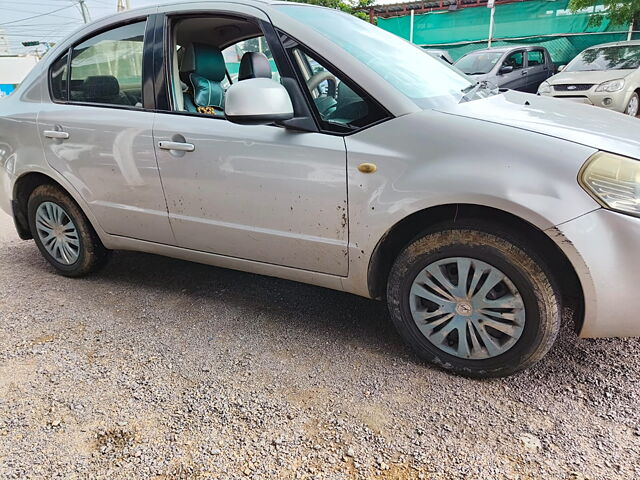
0, 0, 170, 54
0, 0, 396, 55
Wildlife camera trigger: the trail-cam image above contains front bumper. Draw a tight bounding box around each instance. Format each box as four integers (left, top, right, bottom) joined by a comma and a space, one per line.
540, 87, 632, 114
547, 209, 640, 338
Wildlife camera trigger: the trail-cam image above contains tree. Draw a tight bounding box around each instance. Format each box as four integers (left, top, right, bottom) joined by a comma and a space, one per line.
568, 0, 640, 29
286, 0, 375, 22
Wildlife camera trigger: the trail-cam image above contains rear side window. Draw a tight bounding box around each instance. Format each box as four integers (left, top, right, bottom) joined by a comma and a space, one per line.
50, 53, 68, 102
68, 21, 146, 107
527, 50, 545, 66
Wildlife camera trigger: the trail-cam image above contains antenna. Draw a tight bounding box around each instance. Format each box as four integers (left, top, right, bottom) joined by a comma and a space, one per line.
117, 0, 131, 12
77, 0, 91, 23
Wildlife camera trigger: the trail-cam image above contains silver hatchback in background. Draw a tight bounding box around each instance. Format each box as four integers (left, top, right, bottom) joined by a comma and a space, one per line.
538, 40, 640, 117
1, 0, 640, 378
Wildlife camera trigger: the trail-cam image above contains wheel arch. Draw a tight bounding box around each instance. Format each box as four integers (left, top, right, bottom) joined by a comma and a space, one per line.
367, 203, 585, 332
12, 171, 100, 241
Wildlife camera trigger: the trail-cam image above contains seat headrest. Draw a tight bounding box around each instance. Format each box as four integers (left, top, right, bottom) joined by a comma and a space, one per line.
238, 52, 272, 81
180, 43, 225, 81
83, 76, 120, 99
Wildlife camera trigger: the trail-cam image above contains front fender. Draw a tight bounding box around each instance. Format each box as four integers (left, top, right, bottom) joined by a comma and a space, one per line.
342, 109, 600, 297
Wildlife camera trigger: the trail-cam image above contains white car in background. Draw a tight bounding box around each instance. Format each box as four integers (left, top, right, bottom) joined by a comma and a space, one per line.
538, 40, 640, 117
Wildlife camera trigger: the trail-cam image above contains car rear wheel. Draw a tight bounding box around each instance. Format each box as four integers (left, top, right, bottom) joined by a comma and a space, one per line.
625, 92, 639, 117
27, 184, 110, 277
386, 222, 561, 378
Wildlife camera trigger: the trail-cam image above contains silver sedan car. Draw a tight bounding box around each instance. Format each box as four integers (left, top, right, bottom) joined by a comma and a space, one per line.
538, 41, 640, 117
1, 1, 639, 378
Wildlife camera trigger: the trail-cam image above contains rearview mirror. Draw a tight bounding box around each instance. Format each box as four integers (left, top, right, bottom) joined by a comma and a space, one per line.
558, 65, 566, 72
499, 65, 514, 74
225, 78, 294, 125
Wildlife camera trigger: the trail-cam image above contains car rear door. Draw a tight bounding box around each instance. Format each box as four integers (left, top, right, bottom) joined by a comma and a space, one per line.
37, 16, 174, 245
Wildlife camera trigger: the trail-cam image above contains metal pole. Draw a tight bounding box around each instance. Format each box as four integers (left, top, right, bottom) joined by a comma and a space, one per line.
628, 19, 634, 41
488, 5, 495, 47
78, 0, 91, 24
409, 9, 415, 43
117, 0, 131, 12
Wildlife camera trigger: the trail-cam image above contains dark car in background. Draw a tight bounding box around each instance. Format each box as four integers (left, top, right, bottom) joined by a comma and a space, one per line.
455, 45, 555, 93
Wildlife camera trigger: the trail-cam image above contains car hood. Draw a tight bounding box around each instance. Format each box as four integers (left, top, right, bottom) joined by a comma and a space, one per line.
547, 69, 636, 85
435, 90, 640, 159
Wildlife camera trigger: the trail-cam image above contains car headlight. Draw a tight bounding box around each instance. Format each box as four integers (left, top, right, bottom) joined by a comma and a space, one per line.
537, 81, 551, 95
580, 152, 640, 217
595, 79, 625, 92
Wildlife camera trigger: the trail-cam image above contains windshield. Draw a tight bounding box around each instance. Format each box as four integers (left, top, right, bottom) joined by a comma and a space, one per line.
275, 5, 491, 108
566, 45, 640, 71
455, 51, 503, 75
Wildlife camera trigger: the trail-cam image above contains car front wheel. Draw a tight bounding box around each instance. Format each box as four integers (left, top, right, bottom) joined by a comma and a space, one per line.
27, 184, 111, 277
386, 222, 561, 378
625, 92, 639, 117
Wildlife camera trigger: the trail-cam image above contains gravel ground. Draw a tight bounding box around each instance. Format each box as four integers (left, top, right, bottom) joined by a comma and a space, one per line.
0, 210, 639, 480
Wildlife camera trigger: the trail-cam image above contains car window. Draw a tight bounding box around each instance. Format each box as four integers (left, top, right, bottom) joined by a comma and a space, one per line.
454, 51, 503, 75
291, 48, 387, 132
566, 45, 640, 71
69, 21, 146, 107
503, 51, 524, 70
222, 36, 280, 88
49, 52, 68, 102
527, 50, 544, 66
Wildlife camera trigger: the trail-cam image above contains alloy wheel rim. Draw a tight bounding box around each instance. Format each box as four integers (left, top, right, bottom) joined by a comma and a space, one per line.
627, 96, 639, 117
409, 257, 526, 360
35, 202, 80, 265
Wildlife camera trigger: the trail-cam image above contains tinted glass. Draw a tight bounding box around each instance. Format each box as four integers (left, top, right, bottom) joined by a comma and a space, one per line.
527, 50, 544, 66
455, 51, 503, 74
566, 45, 640, 72
276, 5, 478, 109
69, 21, 146, 107
292, 48, 386, 131
50, 52, 68, 101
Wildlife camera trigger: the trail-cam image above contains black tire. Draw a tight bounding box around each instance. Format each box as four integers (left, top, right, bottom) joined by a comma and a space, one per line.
626, 92, 639, 117
27, 184, 111, 277
386, 221, 561, 378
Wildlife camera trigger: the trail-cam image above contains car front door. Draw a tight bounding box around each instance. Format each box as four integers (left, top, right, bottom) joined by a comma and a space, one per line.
496, 50, 527, 91
525, 49, 549, 93
37, 18, 174, 244
152, 12, 349, 276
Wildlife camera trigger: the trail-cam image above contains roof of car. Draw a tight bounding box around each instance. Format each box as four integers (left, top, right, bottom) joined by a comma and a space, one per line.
109, 0, 286, 16
462, 45, 545, 55
586, 40, 640, 48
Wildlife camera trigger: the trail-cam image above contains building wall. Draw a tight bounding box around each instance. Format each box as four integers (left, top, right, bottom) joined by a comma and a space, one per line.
0, 55, 39, 97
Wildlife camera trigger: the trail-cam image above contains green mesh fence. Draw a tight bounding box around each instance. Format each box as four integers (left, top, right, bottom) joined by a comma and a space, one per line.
378, 0, 636, 65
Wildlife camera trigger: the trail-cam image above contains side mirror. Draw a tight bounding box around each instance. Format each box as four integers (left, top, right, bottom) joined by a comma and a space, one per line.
499, 65, 514, 74
225, 78, 294, 125
558, 65, 566, 72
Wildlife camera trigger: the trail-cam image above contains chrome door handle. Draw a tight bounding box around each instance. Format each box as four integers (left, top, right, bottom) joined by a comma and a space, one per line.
158, 141, 195, 152
43, 130, 69, 140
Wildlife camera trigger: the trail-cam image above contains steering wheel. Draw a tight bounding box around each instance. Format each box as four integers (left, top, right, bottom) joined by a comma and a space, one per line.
306, 71, 337, 97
